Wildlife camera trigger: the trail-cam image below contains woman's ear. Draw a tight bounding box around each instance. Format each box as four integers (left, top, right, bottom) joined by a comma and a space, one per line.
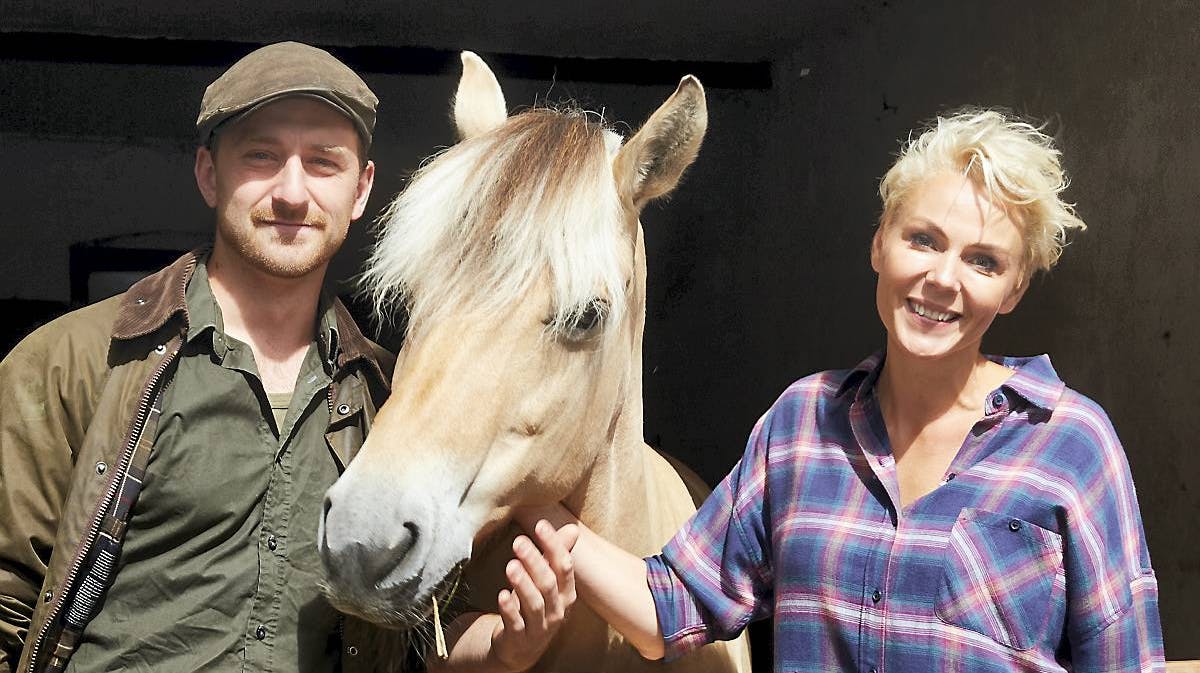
870, 226, 885, 273
999, 276, 1029, 315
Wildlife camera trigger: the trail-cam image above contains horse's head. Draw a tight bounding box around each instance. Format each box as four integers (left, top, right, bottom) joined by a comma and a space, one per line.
319, 52, 706, 628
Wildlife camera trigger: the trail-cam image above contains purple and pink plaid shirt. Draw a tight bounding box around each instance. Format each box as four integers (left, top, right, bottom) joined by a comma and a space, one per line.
646, 352, 1164, 672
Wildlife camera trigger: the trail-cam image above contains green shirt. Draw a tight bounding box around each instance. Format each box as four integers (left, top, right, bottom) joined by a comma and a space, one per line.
67, 259, 345, 673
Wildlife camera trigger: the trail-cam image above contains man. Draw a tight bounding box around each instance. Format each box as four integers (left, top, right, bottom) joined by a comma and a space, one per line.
0, 42, 395, 673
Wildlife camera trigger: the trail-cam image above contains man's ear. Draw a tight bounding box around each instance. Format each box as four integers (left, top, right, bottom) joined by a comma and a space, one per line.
195, 146, 218, 208
351, 160, 376, 221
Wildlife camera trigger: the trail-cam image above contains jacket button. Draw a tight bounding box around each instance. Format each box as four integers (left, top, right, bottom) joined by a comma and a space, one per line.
95, 462, 107, 476
347, 645, 358, 656
154, 344, 167, 355
255, 625, 267, 640
336, 404, 351, 415
1009, 519, 1022, 532
43, 590, 53, 603
267, 535, 278, 551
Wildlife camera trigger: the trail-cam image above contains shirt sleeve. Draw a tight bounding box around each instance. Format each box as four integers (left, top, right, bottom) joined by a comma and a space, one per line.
1059, 398, 1164, 670
644, 411, 775, 660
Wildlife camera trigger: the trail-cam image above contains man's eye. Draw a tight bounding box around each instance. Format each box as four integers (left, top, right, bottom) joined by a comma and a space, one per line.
247, 151, 273, 162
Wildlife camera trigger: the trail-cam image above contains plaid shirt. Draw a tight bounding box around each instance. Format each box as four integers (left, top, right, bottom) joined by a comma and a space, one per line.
646, 352, 1164, 672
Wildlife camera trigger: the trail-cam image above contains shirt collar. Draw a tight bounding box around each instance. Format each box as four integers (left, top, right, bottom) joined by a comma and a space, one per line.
184, 252, 341, 369
183, 253, 225, 354
835, 349, 1065, 412
986, 354, 1064, 412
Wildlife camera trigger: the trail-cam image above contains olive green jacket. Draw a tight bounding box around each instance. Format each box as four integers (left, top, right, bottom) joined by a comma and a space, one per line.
0, 251, 401, 673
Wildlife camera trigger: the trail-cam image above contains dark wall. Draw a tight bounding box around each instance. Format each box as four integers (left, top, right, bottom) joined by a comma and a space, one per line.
2, 0, 1197, 659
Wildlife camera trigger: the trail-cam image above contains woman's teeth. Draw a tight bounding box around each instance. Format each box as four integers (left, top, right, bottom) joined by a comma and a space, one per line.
912, 301, 955, 322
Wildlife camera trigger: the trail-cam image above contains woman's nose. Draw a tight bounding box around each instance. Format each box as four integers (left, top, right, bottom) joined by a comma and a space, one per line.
925, 254, 961, 292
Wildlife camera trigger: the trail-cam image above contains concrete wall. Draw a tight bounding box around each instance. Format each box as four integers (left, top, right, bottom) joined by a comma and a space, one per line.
2, 0, 1197, 659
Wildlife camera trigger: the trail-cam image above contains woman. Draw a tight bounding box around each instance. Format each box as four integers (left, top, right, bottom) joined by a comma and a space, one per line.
516, 108, 1164, 671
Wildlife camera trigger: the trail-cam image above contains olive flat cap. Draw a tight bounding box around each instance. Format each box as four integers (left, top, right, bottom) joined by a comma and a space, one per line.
197, 41, 378, 149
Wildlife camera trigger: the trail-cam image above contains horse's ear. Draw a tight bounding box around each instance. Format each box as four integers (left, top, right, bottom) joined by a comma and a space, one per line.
614, 75, 707, 209
454, 51, 507, 141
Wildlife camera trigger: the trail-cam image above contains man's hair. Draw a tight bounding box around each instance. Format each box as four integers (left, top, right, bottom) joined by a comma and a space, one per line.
878, 108, 1087, 280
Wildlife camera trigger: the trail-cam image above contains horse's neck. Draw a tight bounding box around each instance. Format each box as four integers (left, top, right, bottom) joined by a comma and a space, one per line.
565, 225, 675, 555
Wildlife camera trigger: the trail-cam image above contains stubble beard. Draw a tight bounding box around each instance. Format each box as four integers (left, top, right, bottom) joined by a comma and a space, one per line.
218, 207, 345, 279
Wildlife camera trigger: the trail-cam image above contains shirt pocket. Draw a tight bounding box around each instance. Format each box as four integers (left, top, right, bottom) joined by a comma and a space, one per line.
934, 508, 1064, 651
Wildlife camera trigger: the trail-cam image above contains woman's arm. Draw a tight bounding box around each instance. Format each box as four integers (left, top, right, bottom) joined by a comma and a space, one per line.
430, 521, 579, 672
515, 507, 666, 660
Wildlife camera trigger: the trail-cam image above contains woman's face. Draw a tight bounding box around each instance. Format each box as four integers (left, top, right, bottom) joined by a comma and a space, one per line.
871, 171, 1028, 362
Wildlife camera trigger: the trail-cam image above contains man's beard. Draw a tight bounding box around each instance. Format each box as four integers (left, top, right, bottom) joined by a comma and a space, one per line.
220, 207, 340, 279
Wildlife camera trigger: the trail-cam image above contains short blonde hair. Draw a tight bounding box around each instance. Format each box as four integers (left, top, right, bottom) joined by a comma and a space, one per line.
878, 108, 1086, 279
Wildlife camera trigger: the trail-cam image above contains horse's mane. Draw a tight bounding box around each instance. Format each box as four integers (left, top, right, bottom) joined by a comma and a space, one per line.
361, 107, 627, 337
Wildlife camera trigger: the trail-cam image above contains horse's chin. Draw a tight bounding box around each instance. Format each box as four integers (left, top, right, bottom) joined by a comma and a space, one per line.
323, 559, 469, 631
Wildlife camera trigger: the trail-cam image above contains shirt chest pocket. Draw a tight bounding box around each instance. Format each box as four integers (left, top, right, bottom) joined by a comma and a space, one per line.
934, 508, 1065, 651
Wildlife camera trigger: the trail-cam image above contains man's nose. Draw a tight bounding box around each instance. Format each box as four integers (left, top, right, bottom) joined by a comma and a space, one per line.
271, 155, 309, 215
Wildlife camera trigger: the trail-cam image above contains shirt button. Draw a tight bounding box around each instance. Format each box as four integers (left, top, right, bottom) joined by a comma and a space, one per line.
991, 392, 1005, 408
871, 588, 882, 603
869, 668, 878, 673
255, 625, 267, 640
267, 535, 278, 551
1009, 519, 1022, 532
945, 472, 956, 482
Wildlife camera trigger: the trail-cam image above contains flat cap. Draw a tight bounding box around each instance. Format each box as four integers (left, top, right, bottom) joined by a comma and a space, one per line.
197, 41, 378, 149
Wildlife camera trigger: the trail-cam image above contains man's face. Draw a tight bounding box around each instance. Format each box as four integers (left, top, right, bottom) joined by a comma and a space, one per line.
194, 96, 375, 280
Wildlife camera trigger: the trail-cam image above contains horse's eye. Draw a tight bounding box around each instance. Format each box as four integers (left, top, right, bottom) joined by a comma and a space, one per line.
567, 300, 608, 334
573, 303, 603, 331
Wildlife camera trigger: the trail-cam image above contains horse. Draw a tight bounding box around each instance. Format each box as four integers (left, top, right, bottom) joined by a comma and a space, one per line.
318, 51, 752, 673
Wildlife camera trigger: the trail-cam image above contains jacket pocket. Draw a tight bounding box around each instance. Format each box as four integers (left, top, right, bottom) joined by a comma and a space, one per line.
934, 508, 1064, 650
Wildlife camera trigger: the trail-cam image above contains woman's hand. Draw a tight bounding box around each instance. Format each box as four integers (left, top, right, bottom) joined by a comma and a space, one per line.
489, 520, 580, 671
513, 507, 666, 661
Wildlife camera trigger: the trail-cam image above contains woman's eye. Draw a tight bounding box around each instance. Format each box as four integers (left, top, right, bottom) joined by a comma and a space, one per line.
910, 232, 935, 248
969, 255, 998, 272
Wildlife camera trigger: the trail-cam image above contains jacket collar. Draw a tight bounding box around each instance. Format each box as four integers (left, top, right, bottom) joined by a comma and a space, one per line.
111, 249, 390, 391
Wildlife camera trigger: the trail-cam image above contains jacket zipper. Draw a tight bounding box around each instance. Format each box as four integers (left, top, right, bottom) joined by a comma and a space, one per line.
28, 258, 197, 673
26, 344, 179, 673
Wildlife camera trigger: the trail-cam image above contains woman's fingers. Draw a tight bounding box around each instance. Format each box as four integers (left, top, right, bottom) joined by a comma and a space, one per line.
496, 587, 525, 635
506, 551, 549, 632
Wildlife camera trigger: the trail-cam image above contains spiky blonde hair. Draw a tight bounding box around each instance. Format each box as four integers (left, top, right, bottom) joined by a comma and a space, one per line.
879, 108, 1086, 279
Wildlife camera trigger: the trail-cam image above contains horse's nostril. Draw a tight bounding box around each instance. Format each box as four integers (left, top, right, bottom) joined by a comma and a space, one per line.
357, 520, 421, 586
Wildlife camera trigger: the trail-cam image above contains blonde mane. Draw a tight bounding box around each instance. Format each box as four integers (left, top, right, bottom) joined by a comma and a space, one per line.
361, 108, 627, 337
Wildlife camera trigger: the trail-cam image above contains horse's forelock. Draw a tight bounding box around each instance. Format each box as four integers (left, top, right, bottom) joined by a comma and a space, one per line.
361, 107, 628, 338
